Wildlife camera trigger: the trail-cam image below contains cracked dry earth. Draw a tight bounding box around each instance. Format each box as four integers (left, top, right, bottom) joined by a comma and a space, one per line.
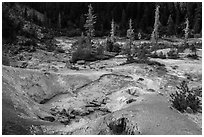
2, 38, 202, 135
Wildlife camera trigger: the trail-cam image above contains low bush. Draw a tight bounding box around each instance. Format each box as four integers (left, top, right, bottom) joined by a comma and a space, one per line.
96, 44, 105, 55
136, 44, 150, 61
106, 39, 114, 52
158, 51, 166, 59
105, 38, 121, 53
170, 80, 201, 113
150, 51, 166, 59
177, 43, 188, 53
2, 55, 10, 66
150, 51, 158, 58
186, 54, 199, 60
112, 43, 121, 53
71, 47, 96, 63
44, 39, 57, 52
167, 49, 179, 59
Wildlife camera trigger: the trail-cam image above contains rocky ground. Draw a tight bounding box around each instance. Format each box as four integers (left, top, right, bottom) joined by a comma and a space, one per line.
2, 37, 202, 135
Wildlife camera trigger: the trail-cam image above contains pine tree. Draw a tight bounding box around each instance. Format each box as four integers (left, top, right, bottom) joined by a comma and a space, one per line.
151, 5, 160, 47
184, 17, 189, 46
127, 19, 134, 41
84, 4, 96, 40
167, 15, 174, 36
125, 19, 134, 62
110, 19, 116, 42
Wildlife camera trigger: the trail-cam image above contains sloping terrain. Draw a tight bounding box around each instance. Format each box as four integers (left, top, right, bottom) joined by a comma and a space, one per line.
2, 52, 202, 134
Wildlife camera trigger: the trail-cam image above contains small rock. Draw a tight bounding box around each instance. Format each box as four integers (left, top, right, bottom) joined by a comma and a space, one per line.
126, 98, 137, 104
147, 89, 156, 92
86, 107, 95, 112
138, 78, 144, 81
50, 65, 58, 72
77, 60, 85, 65
18, 61, 28, 68
149, 69, 153, 72
71, 66, 79, 70
43, 116, 55, 122
158, 92, 164, 96
171, 65, 178, 70
58, 116, 70, 125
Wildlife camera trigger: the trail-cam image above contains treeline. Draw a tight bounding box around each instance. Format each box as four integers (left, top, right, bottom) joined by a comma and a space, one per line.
6, 2, 203, 37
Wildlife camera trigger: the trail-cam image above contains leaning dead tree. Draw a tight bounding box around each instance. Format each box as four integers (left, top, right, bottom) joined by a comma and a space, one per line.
184, 17, 189, 46
151, 5, 160, 48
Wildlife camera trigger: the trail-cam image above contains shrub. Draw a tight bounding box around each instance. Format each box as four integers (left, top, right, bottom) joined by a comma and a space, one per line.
186, 54, 199, 60
189, 43, 197, 56
96, 44, 105, 55
71, 47, 95, 63
106, 38, 114, 52
2, 55, 10, 66
150, 51, 158, 58
170, 80, 201, 113
150, 51, 166, 59
112, 43, 121, 53
44, 39, 57, 52
136, 44, 150, 60
167, 49, 179, 59
177, 43, 188, 53
123, 40, 134, 63
71, 36, 97, 63
158, 51, 166, 59
22, 39, 37, 52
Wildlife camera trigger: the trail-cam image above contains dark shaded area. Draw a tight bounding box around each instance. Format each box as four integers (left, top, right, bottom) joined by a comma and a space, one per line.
108, 117, 138, 135
3, 2, 202, 38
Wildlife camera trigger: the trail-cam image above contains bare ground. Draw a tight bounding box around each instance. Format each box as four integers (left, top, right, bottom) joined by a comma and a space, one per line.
2, 38, 202, 135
